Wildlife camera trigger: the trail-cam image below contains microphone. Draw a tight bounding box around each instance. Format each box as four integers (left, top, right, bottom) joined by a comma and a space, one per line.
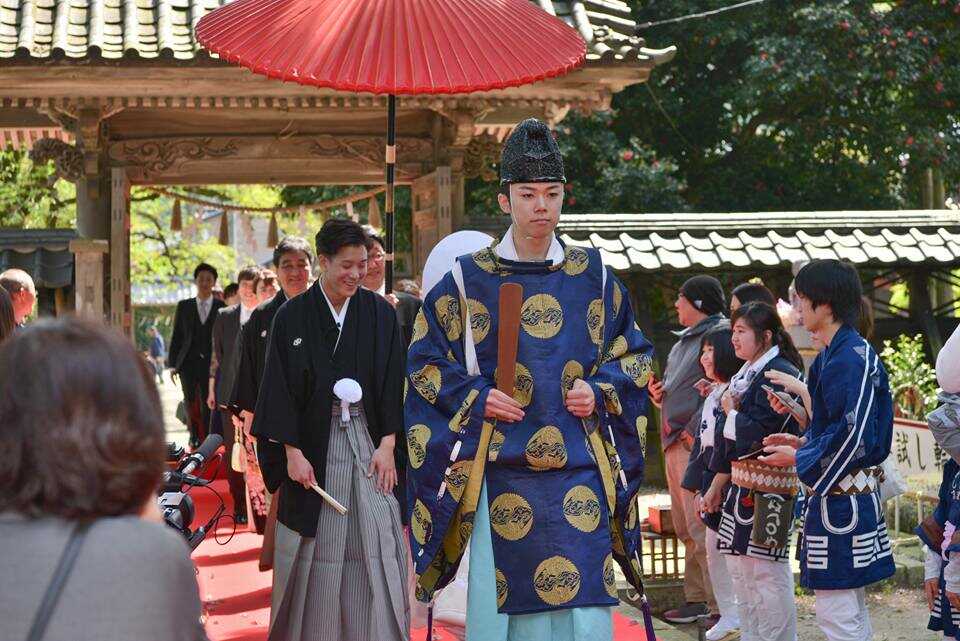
179, 434, 223, 476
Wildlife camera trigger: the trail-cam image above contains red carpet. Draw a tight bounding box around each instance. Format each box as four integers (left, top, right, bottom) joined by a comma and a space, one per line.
190, 476, 655, 641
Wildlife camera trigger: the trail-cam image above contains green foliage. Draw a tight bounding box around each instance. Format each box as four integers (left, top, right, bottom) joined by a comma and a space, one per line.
466, 111, 688, 216
133, 305, 174, 351
0, 149, 76, 228
280, 185, 414, 272
502, 0, 960, 214
880, 333, 939, 420
130, 188, 236, 287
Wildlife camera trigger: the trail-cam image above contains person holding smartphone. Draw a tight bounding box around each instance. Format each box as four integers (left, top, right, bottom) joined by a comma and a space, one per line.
762, 260, 895, 641
716, 301, 804, 641
648, 275, 727, 624
682, 326, 744, 641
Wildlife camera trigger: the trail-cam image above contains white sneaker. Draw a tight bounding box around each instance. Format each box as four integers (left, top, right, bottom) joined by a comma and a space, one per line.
705, 616, 741, 641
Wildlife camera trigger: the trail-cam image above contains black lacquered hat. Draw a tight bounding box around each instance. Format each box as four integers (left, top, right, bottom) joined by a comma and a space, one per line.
499, 118, 566, 186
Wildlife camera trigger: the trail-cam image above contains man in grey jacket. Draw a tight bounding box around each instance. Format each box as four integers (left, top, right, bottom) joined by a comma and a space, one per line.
648, 275, 727, 625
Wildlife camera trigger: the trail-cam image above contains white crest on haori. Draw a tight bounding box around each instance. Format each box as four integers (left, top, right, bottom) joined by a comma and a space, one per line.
293, 337, 303, 346
261, 329, 268, 337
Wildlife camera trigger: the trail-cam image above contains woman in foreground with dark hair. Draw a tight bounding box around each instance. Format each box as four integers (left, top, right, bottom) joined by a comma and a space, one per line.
716, 301, 804, 641
0, 320, 207, 641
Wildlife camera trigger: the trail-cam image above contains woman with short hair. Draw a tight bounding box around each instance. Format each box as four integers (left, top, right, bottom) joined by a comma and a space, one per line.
0, 320, 207, 641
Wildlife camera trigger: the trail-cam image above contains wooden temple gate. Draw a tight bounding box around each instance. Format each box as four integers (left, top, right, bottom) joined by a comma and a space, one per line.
0, 0, 676, 334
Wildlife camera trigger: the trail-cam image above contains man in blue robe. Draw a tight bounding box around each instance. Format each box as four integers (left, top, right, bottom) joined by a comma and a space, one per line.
404, 119, 654, 641
762, 259, 894, 641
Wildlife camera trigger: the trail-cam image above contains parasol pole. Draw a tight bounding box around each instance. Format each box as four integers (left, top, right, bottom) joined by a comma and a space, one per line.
384, 94, 396, 295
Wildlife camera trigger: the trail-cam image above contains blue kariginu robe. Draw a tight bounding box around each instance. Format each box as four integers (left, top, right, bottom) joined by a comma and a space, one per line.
404, 233, 653, 615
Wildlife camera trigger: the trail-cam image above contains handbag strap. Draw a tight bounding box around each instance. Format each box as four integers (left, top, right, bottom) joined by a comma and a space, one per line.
25, 521, 90, 641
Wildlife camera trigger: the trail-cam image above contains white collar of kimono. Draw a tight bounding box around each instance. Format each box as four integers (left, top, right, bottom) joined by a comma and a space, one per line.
319, 279, 350, 351
729, 344, 780, 397
699, 382, 728, 448
496, 225, 565, 264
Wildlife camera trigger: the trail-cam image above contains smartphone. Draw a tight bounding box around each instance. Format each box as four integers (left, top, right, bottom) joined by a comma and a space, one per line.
761, 385, 807, 422
694, 378, 713, 395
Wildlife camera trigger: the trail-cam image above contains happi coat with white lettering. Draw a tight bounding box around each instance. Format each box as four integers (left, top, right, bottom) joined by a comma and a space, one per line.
796, 325, 896, 589
404, 238, 654, 615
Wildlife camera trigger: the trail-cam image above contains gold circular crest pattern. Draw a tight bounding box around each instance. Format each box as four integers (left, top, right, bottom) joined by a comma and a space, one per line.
411, 364, 442, 404
412, 499, 433, 545
636, 415, 648, 455
489, 493, 534, 541
488, 429, 505, 462
434, 294, 462, 342
525, 426, 568, 471
602, 335, 629, 364
563, 246, 590, 276
560, 360, 584, 396
619, 353, 652, 389
411, 310, 429, 344
520, 294, 564, 339
627, 495, 639, 530
534, 556, 581, 606
598, 382, 623, 416
495, 569, 509, 608
407, 423, 431, 469
603, 554, 617, 598
445, 460, 472, 502
472, 249, 499, 274
563, 485, 602, 532
587, 298, 604, 346
513, 363, 534, 408
468, 299, 492, 344
612, 285, 623, 318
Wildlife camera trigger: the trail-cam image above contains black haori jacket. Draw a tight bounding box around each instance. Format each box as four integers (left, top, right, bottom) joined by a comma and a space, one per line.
252, 281, 405, 536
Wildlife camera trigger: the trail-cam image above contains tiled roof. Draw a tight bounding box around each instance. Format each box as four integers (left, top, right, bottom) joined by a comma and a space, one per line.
0, 0, 675, 66
556, 211, 960, 272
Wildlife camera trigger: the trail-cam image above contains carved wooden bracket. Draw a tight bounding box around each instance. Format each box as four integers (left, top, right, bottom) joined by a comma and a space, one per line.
108, 137, 240, 176
29, 138, 83, 181
306, 135, 434, 166
463, 134, 501, 182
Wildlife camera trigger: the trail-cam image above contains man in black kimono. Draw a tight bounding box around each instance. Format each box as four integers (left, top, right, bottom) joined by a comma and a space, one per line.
168, 262, 225, 449
232, 236, 314, 537
252, 218, 409, 641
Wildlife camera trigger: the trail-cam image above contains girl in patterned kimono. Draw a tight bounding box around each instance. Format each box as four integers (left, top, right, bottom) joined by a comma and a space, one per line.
683, 326, 744, 641
716, 302, 803, 641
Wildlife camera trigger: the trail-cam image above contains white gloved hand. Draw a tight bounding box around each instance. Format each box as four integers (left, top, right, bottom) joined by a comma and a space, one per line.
333, 378, 363, 423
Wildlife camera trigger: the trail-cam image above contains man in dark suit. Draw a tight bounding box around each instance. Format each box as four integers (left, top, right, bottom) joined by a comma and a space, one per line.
208, 265, 261, 524
167, 263, 225, 449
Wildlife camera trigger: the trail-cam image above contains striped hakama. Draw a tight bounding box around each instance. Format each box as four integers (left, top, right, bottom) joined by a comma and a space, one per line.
269, 403, 410, 641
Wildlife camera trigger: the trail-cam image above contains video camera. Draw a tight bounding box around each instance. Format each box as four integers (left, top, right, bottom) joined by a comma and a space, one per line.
158, 434, 228, 550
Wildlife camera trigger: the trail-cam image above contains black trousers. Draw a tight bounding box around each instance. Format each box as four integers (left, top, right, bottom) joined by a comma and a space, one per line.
220, 409, 248, 517
179, 374, 209, 446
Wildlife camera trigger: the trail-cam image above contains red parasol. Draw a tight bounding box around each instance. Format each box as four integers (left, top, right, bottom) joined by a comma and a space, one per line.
197, 0, 586, 291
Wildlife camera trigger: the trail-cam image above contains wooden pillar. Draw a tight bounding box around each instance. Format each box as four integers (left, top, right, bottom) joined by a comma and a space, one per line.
69, 239, 109, 322
110, 168, 132, 337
